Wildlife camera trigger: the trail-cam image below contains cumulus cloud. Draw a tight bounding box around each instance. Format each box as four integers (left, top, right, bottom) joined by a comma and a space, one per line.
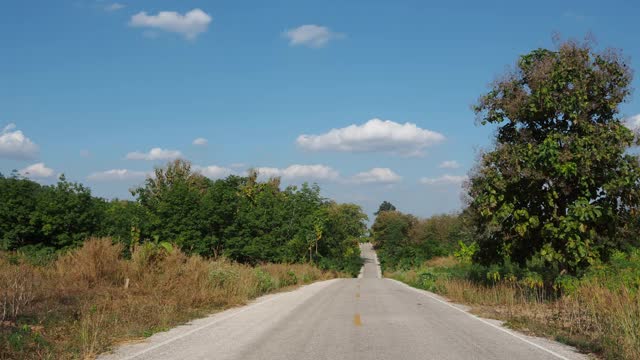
105, 3, 125, 12
125, 147, 182, 161
256, 164, 339, 181
20, 163, 54, 178
129, 8, 212, 40
420, 174, 468, 186
0, 123, 39, 160
283, 24, 342, 48
624, 114, 640, 131
296, 118, 445, 156
192, 137, 208, 146
88, 169, 148, 181
193, 165, 234, 179
350, 168, 402, 184
439, 160, 460, 169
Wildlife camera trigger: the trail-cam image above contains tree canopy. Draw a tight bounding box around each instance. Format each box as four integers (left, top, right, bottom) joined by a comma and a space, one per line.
0, 161, 368, 274
467, 39, 640, 274
370, 209, 472, 270
374, 201, 397, 215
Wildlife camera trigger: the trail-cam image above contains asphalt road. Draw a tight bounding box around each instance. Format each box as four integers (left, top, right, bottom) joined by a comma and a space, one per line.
101, 243, 587, 360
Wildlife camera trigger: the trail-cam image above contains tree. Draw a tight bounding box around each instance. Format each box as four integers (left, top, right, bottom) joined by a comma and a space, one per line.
371, 210, 417, 269
374, 201, 397, 215
131, 159, 212, 255
31, 175, 104, 249
0, 172, 42, 250
315, 202, 368, 275
99, 199, 150, 253
468, 39, 640, 274
201, 175, 244, 258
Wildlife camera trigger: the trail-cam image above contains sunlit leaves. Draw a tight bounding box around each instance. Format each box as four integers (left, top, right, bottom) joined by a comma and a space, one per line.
468, 40, 640, 274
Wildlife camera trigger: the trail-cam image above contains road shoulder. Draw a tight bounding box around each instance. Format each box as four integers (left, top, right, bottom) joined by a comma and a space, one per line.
387, 278, 595, 360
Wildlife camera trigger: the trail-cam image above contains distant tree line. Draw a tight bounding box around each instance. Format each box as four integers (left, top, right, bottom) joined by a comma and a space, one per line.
0, 160, 368, 274
370, 202, 473, 270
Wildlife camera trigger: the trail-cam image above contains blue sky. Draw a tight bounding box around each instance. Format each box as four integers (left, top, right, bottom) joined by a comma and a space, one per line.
2, 0, 640, 219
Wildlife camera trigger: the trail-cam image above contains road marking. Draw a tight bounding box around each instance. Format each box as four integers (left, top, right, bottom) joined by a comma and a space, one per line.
114, 279, 340, 360
388, 279, 572, 360
353, 314, 362, 326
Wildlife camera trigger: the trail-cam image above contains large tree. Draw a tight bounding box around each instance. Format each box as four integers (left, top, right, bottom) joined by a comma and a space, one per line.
468, 39, 640, 274
131, 159, 212, 254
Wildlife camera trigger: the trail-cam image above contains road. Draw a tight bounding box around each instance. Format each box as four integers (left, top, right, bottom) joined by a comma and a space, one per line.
101, 243, 587, 360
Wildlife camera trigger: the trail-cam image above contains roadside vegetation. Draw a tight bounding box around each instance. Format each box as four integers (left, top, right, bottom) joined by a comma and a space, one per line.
0, 160, 367, 358
0, 160, 366, 275
374, 38, 640, 360
0, 238, 338, 359
387, 254, 640, 359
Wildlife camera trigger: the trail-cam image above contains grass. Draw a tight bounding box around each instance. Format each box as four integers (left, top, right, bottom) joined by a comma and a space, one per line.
387, 254, 640, 360
0, 238, 340, 359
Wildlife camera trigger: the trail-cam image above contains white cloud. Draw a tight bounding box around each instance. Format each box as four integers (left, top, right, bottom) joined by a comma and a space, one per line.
192, 137, 208, 146
624, 114, 640, 130
350, 168, 402, 184
296, 118, 445, 156
88, 169, 148, 181
193, 165, 233, 179
105, 3, 125, 12
283, 24, 342, 48
125, 147, 182, 161
439, 160, 460, 169
19, 163, 54, 178
257, 164, 339, 181
420, 174, 468, 186
0, 123, 39, 160
231, 163, 246, 168
129, 8, 212, 40
80, 149, 91, 158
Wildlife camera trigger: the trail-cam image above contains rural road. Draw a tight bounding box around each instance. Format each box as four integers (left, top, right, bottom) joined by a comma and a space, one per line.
101, 243, 587, 360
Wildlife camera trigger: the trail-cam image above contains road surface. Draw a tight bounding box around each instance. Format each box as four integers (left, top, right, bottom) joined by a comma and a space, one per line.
101, 243, 587, 360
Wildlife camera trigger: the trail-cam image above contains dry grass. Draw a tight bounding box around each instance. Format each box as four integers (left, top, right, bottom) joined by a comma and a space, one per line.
0, 238, 338, 359
388, 258, 640, 360
424, 255, 458, 268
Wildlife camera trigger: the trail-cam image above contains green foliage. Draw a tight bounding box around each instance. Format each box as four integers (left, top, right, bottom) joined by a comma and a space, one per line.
454, 241, 478, 263
132, 160, 213, 255
98, 199, 150, 254
374, 201, 396, 215
16, 244, 57, 266
208, 267, 240, 288
0, 173, 104, 252
3, 325, 49, 355
0, 171, 41, 250
0, 160, 366, 274
577, 248, 640, 292
468, 39, 640, 275
371, 210, 473, 271
252, 269, 275, 295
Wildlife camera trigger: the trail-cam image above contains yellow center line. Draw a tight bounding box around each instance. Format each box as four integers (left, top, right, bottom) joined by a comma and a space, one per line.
353, 313, 362, 326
